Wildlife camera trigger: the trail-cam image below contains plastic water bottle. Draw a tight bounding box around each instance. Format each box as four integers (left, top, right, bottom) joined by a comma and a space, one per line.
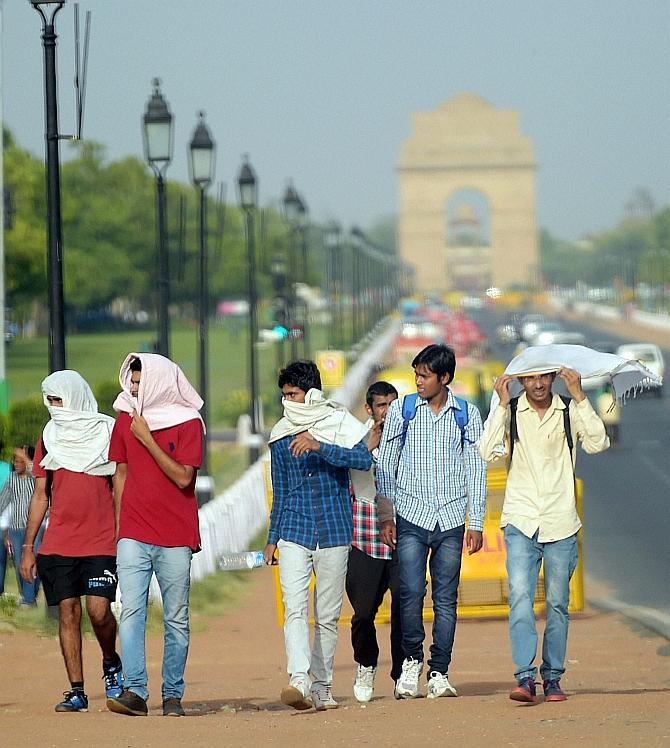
217, 550, 265, 571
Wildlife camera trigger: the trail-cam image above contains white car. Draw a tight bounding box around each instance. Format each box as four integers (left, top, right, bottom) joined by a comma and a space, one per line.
616, 343, 665, 397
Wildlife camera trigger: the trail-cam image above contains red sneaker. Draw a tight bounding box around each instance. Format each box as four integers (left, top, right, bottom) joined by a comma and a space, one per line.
509, 677, 537, 703
543, 679, 568, 702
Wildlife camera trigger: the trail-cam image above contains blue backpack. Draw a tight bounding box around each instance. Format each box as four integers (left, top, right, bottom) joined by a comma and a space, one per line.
399, 392, 471, 450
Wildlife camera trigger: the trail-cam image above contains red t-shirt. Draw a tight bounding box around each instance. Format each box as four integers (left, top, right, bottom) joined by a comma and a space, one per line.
33, 436, 116, 557
108, 413, 202, 551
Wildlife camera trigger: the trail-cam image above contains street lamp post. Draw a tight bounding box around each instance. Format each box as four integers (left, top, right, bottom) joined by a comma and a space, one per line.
189, 112, 215, 483
324, 221, 343, 349
296, 195, 310, 358
143, 78, 173, 358
31, 0, 66, 372
237, 156, 260, 464
282, 182, 301, 360
271, 256, 288, 370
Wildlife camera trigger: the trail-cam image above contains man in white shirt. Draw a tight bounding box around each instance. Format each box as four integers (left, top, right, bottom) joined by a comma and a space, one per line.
479, 368, 608, 704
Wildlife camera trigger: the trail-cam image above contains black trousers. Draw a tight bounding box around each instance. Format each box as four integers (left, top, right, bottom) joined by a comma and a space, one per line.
345, 545, 403, 682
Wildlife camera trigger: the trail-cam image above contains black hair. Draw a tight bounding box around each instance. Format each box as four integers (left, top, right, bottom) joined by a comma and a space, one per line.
129, 358, 142, 372
278, 360, 321, 392
412, 344, 456, 381
19, 444, 36, 460
366, 381, 399, 407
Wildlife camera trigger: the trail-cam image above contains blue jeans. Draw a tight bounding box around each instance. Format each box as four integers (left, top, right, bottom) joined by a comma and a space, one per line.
116, 539, 192, 702
504, 524, 578, 683
8, 527, 44, 604
396, 515, 464, 675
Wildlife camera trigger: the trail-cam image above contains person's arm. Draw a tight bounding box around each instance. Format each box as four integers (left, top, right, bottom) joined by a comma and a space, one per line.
112, 463, 127, 539
376, 401, 403, 549
288, 432, 373, 470
558, 368, 609, 454
264, 441, 288, 565
0, 476, 12, 516
463, 405, 487, 554
19, 477, 49, 583
129, 410, 195, 488
479, 374, 512, 462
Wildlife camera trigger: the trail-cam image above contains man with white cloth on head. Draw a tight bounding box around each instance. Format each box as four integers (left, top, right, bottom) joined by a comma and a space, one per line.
106, 353, 204, 718
479, 344, 611, 705
20, 370, 123, 713
263, 360, 372, 712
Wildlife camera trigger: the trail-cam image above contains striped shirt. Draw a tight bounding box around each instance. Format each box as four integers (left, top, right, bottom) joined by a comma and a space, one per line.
376, 390, 487, 532
0, 472, 36, 530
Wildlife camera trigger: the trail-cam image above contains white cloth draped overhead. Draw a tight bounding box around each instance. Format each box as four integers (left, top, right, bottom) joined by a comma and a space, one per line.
268, 388, 369, 449
40, 370, 116, 476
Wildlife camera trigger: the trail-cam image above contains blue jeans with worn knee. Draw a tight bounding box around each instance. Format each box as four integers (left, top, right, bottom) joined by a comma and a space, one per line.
397, 515, 464, 675
117, 538, 192, 702
504, 524, 578, 683
8, 526, 44, 604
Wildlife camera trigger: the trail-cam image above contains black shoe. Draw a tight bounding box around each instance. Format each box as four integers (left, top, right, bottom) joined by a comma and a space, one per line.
55, 689, 88, 712
163, 697, 185, 717
107, 688, 148, 716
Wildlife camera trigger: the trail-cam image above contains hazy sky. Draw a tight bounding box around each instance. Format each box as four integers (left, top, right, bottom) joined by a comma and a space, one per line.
3, 1, 669, 241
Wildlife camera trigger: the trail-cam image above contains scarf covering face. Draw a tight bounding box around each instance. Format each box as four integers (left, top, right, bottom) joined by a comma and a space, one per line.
268, 388, 369, 448
489, 343, 662, 410
40, 370, 116, 476
113, 352, 205, 432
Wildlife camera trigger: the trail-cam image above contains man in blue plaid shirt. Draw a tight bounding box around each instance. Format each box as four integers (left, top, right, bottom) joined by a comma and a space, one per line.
377, 344, 487, 700
264, 361, 372, 712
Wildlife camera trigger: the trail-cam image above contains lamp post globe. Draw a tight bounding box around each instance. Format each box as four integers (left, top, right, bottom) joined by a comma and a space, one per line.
143, 78, 173, 173
189, 111, 215, 189
282, 182, 301, 227
237, 156, 257, 210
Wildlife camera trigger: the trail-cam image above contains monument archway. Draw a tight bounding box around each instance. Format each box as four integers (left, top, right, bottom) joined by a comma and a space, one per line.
398, 93, 538, 293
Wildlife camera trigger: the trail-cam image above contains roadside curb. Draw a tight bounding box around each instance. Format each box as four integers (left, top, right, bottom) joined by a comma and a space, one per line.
588, 595, 670, 642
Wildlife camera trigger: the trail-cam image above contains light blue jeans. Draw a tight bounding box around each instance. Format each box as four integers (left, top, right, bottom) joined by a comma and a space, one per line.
504, 524, 578, 683
8, 527, 44, 604
116, 539, 192, 702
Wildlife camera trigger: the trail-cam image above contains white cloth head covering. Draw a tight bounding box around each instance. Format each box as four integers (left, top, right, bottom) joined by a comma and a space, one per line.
268, 388, 369, 448
40, 370, 116, 476
113, 353, 204, 432
490, 344, 662, 410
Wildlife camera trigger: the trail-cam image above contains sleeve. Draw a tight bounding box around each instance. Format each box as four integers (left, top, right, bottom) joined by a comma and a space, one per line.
0, 475, 13, 515
375, 399, 403, 506
267, 440, 288, 545
478, 404, 510, 462
31, 436, 47, 479
571, 398, 609, 454
318, 440, 372, 470
175, 419, 204, 468
463, 405, 487, 532
108, 416, 128, 464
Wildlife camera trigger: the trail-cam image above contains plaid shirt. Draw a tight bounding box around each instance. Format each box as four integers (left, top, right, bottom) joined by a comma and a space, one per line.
376, 390, 487, 532
268, 436, 372, 549
352, 496, 392, 560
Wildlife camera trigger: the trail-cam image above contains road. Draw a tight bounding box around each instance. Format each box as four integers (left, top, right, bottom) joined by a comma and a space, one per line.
472, 308, 670, 630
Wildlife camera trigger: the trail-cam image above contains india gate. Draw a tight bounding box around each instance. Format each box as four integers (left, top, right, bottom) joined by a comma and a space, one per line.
398, 93, 538, 293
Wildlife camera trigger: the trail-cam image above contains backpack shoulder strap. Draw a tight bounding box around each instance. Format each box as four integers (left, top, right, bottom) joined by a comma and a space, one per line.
400, 393, 419, 449
451, 396, 470, 448
559, 395, 574, 454
509, 397, 519, 462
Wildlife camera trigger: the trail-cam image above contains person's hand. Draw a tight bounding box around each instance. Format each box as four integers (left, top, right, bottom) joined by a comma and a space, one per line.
2, 532, 10, 553
379, 520, 397, 549
466, 529, 483, 555
558, 367, 585, 402
494, 374, 514, 407
19, 547, 37, 583
289, 432, 321, 457
263, 543, 278, 565
367, 421, 383, 452
130, 409, 153, 446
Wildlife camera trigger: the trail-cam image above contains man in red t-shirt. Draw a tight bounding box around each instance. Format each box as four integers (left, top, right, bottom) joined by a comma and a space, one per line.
106, 354, 203, 718
20, 370, 123, 713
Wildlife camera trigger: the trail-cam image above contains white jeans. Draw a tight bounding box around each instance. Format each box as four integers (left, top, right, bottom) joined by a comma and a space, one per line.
278, 540, 349, 687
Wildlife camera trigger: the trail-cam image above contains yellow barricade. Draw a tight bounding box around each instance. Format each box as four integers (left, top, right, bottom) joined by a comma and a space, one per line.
264, 462, 585, 627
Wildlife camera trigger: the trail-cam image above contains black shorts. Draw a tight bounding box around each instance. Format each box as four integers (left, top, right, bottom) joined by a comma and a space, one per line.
37, 554, 117, 606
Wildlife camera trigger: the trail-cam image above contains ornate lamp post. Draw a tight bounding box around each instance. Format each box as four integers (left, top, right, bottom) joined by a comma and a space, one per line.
324, 221, 343, 349
188, 112, 215, 482
143, 78, 173, 357
237, 156, 261, 463
296, 194, 310, 358
30, 0, 67, 372
282, 182, 301, 360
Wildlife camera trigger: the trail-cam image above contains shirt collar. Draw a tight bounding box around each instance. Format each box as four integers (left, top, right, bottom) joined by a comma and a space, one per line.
416, 389, 459, 414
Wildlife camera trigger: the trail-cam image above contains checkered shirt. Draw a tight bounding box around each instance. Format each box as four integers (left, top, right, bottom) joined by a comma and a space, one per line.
352, 494, 392, 560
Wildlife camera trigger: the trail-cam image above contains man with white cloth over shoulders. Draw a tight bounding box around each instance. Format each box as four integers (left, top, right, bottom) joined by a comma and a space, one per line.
263, 360, 372, 712
106, 353, 204, 718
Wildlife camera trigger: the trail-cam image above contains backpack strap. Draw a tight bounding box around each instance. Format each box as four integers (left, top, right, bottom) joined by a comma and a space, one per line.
451, 396, 470, 449
559, 395, 574, 454
399, 393, 419, 449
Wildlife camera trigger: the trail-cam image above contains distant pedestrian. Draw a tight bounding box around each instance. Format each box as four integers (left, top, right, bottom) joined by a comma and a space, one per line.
264, 360, 372, 711
0, 446, 43, 606
346, 381, 403, 703
479, 367, 609, 703
376, 344, 487, 699
20, 371, 122, 713
106, 353, 204, 718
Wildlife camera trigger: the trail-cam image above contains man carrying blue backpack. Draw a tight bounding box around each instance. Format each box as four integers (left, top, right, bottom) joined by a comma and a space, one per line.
377, 344, 487, 699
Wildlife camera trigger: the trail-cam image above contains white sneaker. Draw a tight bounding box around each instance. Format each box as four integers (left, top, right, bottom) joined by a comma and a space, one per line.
353, 665, 377, 703
311, 684, 339, 711
394, 657, 423, 699
281, 677, 313, 711
427, 671, 458, 699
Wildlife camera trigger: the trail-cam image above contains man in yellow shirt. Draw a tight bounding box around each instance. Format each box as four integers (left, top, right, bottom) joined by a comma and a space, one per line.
479, 368, 608, 704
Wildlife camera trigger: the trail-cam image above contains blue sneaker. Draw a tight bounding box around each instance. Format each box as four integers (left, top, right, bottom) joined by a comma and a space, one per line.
55, 689, 89, 712
103, 661, 124, 699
